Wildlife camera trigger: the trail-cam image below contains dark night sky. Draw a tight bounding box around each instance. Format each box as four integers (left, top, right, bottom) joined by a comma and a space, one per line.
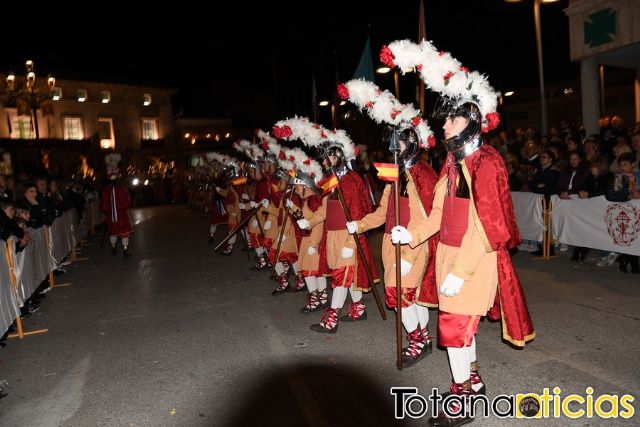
1, 1, 577, 129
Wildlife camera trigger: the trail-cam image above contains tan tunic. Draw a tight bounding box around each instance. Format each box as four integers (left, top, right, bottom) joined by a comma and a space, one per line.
217, 186, 240, 228
265, 196, 298, 254
357, 184, 428, 288
408, 176, 498, 316
308, 196, 357, 269
298, 200, 323, 272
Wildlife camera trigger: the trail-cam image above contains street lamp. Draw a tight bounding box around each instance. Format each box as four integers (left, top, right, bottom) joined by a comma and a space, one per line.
5, 59, 55, 140
507, 0, 559, 137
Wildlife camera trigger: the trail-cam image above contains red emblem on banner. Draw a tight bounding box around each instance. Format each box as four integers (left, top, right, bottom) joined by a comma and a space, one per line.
604, 203, 640, 246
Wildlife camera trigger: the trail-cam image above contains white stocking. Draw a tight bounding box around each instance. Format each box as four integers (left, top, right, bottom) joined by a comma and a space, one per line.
400, 304, 419, 332
122, 237, 129, 248
349, 287, 363, 303
316, 277, 327, 291
304, 276, 318, 293
469, 337, 477, 364
447, 346, 471, 384
291, 261, 300, 274
416, 305, 430, 330
274, 262, 285, 276
209, 224, 217, 235
109, 236, 117, 246
331, 286, 348, 309
228, 234, 237, 245
255, 247, 265, 257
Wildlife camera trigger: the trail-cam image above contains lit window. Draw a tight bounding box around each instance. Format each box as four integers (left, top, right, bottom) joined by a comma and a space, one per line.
101, 91, 111, 104
142, 93, 152, 106
52, 87, 62, 101
141, 118, 159, 140
63, 117, 84, 140
98, 118, 115, 149
77, 89, 87, 102
9, 112, 35, 139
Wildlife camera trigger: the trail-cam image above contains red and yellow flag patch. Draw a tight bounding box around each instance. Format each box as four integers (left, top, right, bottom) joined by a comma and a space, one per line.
373, 162, 399, 182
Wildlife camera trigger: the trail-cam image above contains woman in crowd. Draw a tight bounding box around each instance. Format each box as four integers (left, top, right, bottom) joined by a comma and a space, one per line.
558, 150, 588, 199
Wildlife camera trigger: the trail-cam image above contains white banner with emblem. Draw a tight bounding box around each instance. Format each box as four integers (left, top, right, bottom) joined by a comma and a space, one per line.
551, 195, 640, 256
511, 192, 545, 242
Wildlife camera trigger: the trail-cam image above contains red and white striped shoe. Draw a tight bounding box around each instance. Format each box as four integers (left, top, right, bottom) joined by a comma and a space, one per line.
401, 328, 432, 368
292, 274, 306, 292
271, 274, 289, 296
300, 290, 321, 314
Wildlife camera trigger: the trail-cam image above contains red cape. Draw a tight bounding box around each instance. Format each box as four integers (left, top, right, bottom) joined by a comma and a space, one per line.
101, 184, 133, 236
338, 170, 379, 291
440, 145, 535, 347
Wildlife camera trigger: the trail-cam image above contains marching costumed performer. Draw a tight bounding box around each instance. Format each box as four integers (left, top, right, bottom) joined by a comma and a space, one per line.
100, 153, 133, 257
274, 118, 381, 333
339, 79, 439, 368
211, 153, 245, 256
205, 153, 228, 244
383, 40, 535, 425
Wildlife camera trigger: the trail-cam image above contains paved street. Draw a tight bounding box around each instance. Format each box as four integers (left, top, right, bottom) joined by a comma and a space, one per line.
0, 205, 637, 426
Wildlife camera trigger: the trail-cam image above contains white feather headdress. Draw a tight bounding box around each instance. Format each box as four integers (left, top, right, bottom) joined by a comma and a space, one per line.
338, 79, 435, 148
272, 117, 357, 162
380, 39, 500, 132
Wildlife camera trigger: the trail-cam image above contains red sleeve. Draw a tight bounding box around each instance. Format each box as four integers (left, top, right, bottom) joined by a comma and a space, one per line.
307, 194, 323, 212
411, 161, 439, 215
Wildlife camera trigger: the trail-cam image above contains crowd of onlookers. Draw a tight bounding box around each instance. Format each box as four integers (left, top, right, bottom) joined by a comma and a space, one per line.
0, 175, 96, 320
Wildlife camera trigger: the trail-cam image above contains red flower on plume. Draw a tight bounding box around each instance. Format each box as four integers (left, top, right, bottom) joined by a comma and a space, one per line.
337, 83, 349, 100
412, 117, 422, 126
313, 123, 320, 129
354, 146, 360, 156
254, 128, 260, 136
321, 132, 327, 138
482, 112, 501, 133
365, 101, 374, 109
289, 155, 296, 162
272, 125, 292, 139
428, 135, 436, 148
303, 159, 310, 165
416, 64, 423, 71
278, 150, 286, 161
260, 142, 269, 150
443, 71, 454, 82
310, 172, 315, 177
438, 51, 445, 57
460, 66, 469, 73
390, 109, 400, 120
379, 45, 395, 67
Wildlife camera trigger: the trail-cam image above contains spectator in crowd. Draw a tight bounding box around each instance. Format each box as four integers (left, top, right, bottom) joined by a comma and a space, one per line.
606, 152, 639, 202
505, 152, 523, 191
584, 136, 603, 164
572, 157, 610, 262
528, 150, 560, 256
558, 151, 588, 199
21, 183, 55, 228
0, 198, 30, 252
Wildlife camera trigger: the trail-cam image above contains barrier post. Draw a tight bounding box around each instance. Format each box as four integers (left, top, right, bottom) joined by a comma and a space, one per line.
5, 241, 48, 339
45, 226, 71, 289
545, 198, 554, 260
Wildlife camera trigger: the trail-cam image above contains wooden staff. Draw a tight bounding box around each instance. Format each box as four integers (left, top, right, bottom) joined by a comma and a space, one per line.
214, 204, 263, 252
270, 185, 295, 278
391, 136, 403, 370
325, 156, 387, 321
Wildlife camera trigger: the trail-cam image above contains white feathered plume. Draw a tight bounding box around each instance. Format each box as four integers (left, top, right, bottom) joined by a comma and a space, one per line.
380, 39, 501, 132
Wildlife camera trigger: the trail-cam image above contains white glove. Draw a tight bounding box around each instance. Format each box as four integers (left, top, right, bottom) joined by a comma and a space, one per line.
251, 220, 258, 228
215, 186, 222, 193
346, 221, 358, 235
391, 226, 413, 244
400, 259, 412, 277
281, 234, 286, 242
341, 247, 354, 259
261, 199, 269, 209
264, 220, 272, 230
286, 199, 294, 209
297, 219, 310, 230
238, 203, 246, 210
241, 193, 250, 201
440, 273, 464, 297
250, 201, 258, 209
307, 246, 317, 256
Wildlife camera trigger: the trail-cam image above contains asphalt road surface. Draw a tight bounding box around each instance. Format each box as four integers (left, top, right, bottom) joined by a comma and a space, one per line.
0, 205, 637, 426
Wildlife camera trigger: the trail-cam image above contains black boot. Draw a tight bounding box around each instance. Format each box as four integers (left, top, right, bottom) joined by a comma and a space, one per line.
123, 247, 132, 258
630, 256, 640, 274
110, 245, 117, 255
619, 255, 629, 273
570, 247, 580, 262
